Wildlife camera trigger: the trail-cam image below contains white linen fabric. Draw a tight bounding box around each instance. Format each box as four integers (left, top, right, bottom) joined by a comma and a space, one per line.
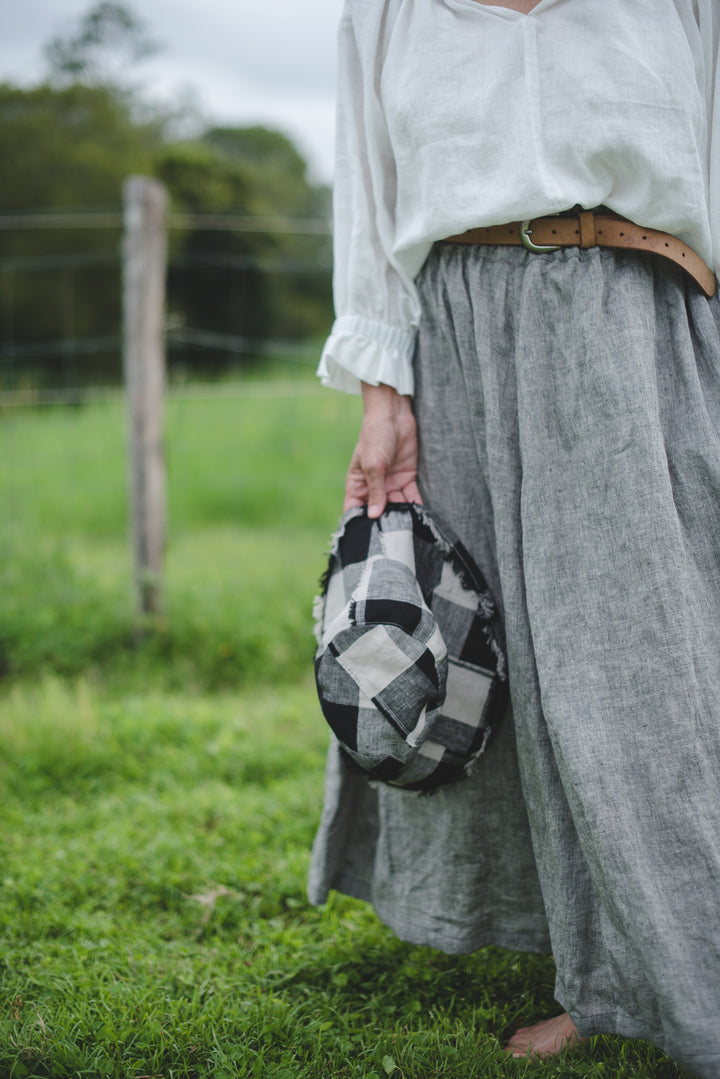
317, 0, 720, 395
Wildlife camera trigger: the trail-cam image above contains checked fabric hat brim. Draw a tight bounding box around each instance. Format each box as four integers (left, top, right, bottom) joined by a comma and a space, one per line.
313, 502, 508, 792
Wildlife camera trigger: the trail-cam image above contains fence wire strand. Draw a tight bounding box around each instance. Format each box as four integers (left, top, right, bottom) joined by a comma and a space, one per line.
0, 208, 331, 386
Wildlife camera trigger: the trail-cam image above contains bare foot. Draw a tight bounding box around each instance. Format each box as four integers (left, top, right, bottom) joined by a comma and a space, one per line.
505, 1012, 589, 1059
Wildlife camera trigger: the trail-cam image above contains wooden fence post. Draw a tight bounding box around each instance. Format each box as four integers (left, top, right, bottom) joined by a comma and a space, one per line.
122, 176, 168, 617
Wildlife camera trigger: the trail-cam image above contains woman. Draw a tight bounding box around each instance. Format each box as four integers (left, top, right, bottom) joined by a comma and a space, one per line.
308, 1, 720, 1073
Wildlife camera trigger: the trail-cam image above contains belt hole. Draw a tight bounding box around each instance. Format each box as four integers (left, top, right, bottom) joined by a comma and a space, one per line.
619, 231, 625, 236
642, 235, 647, 240
665, 242, 669, 248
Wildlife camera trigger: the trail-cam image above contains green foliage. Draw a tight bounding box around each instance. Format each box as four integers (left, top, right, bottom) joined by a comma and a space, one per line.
0, 378, 359, 688
159, 127, 332, 358
0, 676, 694, 1079
0, 81, 159, 211
44, 1, 159, 88
157, 138, 275, 352
0, 79, 160, 388
0, 391, 695, 1078
157, 141, 252, 212
0, 5, 332, 389
202, 125, 329, 218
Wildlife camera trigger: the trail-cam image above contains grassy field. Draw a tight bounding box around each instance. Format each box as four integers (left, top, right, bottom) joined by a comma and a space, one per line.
0, 375, 693, 1078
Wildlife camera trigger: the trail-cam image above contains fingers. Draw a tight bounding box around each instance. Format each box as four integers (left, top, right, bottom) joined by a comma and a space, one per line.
343, 447, 372, 513
343, 436, 390, 517
342, 458, 388, 517
401, 479, 423, 505
345, 485, 423, 516
343, 493, 366, 512
365, 466, 389, 519
343, 452, 423, 517
343, 382, 421, 518
386, 485, 423, 505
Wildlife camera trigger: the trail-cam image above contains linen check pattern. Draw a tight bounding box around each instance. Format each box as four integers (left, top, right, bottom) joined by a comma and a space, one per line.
314, 503, 508, 791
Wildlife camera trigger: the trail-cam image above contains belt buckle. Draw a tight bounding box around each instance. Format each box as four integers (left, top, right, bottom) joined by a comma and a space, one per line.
520, 216, 561, 253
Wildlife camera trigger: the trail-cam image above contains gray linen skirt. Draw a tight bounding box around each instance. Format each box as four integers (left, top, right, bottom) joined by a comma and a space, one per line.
308, 243, 720, 1077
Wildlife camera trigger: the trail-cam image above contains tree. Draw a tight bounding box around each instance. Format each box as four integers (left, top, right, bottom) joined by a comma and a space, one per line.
0, 82, 160, 211
156, 140, 272, 359
0, 81, 164, 388
202, 126, 328, 219
158, 129, 332, 364
0, 5, 332, 388
44, 2, 159, 90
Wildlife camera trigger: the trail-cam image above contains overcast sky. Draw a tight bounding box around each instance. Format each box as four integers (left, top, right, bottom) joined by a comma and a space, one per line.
1, 0, 344, 182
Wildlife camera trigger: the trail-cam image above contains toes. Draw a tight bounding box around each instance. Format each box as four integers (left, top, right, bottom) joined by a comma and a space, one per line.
503, 1013, 587, 1060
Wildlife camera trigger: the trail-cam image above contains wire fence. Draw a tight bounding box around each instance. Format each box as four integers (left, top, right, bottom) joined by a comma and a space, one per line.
0, 211, 331, 233
0, 379, 331, 409
0, 207, 333, 403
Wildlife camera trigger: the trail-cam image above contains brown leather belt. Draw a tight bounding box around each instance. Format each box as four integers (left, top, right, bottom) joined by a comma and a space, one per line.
444, 211, 716, 297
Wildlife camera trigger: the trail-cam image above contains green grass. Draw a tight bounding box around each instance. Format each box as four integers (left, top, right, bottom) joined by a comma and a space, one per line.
0, 377, 694, 1077
0, 678, 690, 1079
0, 381, 360, 688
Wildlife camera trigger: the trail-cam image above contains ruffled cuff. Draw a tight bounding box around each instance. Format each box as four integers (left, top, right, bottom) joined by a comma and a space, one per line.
316, 315, 416, 396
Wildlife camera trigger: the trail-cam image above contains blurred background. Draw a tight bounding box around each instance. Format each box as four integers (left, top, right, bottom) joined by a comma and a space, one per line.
0, 0, 360, 687
1, 0, 343, 393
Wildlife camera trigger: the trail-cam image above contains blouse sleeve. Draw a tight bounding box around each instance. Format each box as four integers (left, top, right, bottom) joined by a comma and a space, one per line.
317, 1, 421, 396
698, 0, 720, 275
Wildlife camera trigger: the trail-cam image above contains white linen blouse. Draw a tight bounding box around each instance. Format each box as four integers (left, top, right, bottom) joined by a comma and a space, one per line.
317, 0, 720, 396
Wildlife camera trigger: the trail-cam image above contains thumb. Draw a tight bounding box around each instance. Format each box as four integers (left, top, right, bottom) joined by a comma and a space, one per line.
365, 466, 388, 519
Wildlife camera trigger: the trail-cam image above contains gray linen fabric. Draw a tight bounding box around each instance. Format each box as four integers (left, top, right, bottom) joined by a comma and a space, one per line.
308, 243, 720, 1076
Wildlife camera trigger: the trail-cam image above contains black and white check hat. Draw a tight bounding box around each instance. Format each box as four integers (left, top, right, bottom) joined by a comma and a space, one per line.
313, 502, 508, 792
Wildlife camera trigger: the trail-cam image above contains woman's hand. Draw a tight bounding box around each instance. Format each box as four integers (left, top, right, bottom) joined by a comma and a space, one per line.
344, 382, 422, 518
